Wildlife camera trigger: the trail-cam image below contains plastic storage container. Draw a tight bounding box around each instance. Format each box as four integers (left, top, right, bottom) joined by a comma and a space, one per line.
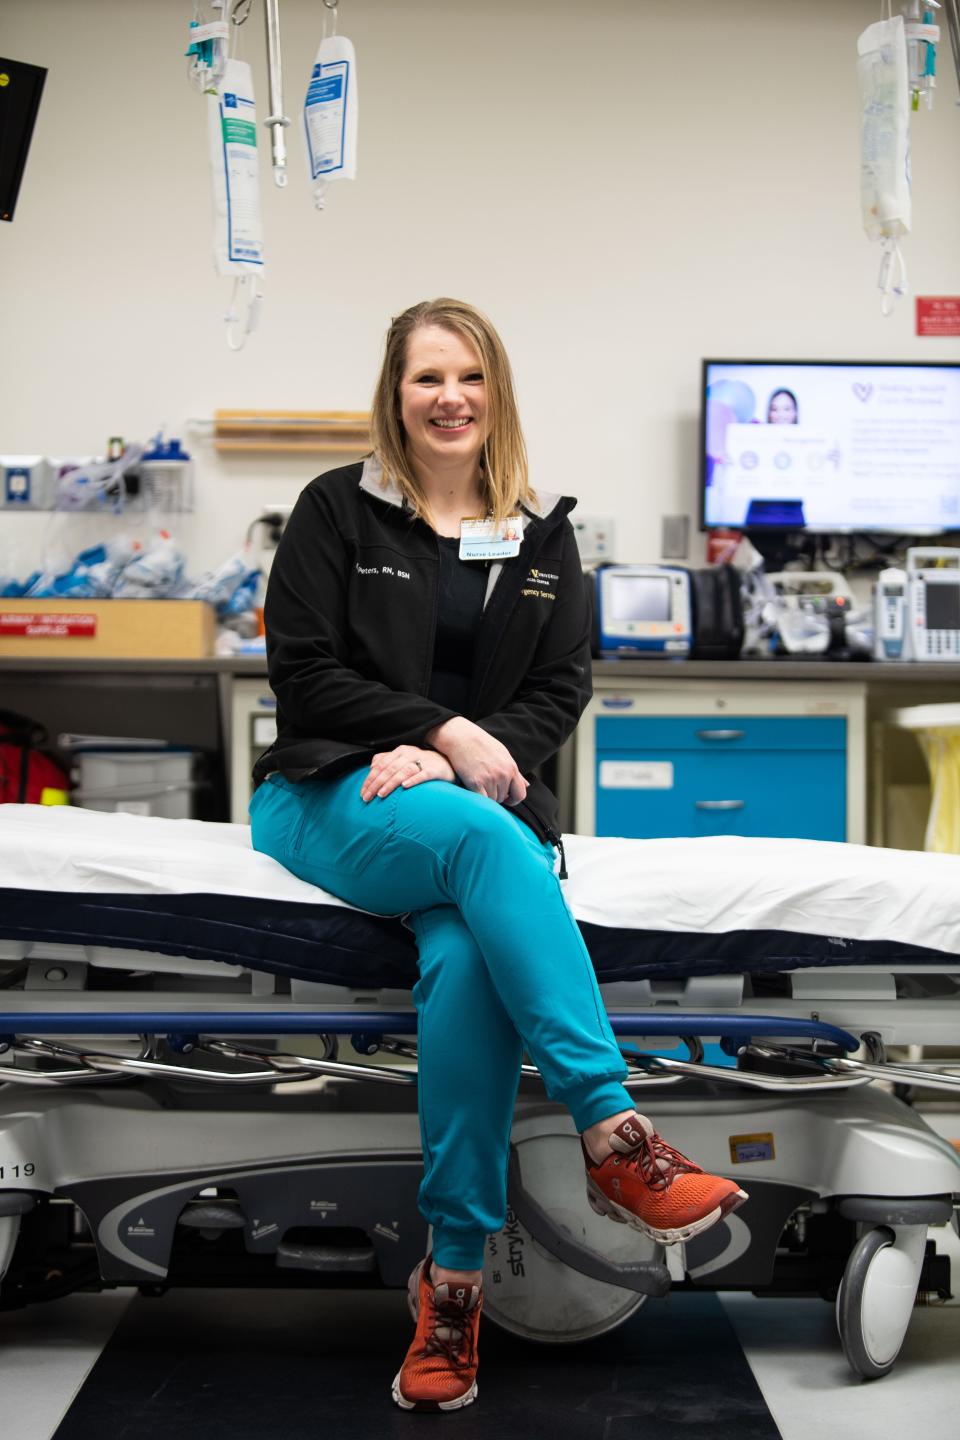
137, 438, 194, 513
72, 750, 199, 818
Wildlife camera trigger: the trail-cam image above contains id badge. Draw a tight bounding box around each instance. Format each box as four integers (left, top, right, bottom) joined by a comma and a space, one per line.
459, 515, 524, 561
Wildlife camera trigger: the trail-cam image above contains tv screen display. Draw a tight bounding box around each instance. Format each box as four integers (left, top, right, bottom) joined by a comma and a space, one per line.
700, 360, 960, 533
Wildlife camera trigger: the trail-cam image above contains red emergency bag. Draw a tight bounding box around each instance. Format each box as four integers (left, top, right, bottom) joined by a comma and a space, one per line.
0, 709, 71, 804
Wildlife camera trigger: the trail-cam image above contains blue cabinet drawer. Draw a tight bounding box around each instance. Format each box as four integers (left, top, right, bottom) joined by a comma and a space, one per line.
595, 715, 846, 752
595, 748, 846, 841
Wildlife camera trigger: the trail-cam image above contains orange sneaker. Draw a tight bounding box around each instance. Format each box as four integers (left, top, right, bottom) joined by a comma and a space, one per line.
391, 1256, 482, 1412
584, 1114, 748, 1244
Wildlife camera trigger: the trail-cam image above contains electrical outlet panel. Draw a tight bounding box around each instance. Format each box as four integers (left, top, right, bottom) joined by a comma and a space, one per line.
572, 514, 615, 567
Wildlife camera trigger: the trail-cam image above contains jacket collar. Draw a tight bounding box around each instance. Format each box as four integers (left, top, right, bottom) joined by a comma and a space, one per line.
359, 455, 565, 522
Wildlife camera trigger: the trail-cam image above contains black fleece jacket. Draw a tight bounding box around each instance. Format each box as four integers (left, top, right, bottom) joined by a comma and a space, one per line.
252, 461, 592, 839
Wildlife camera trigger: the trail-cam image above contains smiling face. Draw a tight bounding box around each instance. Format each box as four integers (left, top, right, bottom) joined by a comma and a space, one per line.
768, 390, 798, 424
398, 325, 488, 476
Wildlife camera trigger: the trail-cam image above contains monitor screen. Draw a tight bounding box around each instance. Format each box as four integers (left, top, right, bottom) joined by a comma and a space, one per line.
700, 360, 960, 533
607, 574, 672, 623
927, 583, 960, 631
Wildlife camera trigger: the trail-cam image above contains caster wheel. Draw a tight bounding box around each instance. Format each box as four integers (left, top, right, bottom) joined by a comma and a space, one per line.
836, 1225, 923, 1380
484, 1133, 653, 1344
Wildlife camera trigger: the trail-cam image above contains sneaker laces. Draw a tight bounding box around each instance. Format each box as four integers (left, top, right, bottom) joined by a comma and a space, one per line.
422, 1293, 477, 1372
622, 1131, 702, 1192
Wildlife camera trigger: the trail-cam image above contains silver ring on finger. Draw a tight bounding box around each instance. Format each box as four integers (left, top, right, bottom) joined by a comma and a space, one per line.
412, 759, 423, 771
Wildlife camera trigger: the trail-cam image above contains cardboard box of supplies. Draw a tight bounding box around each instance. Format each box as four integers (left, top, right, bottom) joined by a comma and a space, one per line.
0, 600, 216, 659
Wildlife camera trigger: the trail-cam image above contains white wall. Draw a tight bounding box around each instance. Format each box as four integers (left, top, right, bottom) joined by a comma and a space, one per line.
2, 0, 959, 580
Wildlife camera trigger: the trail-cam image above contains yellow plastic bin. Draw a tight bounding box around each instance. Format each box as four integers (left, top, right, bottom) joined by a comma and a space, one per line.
890, 704, 960, 854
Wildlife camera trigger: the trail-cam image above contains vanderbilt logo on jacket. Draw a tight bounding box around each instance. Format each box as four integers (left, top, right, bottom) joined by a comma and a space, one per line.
521, 567, 558, 601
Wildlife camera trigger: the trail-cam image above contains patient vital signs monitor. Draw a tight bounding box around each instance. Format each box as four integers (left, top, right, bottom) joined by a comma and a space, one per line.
701, 360, 960, 533
594, 565, 692, 656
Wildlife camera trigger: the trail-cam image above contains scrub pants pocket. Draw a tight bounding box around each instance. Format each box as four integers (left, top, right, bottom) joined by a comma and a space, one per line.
250, 771, 395, 881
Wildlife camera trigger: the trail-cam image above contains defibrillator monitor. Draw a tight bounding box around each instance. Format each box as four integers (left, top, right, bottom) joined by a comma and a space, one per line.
903, 547, 960, 661
700, 360, 960, 534
595, 565, 692, 656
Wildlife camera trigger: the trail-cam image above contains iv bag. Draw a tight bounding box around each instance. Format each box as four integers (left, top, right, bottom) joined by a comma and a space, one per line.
207, 57, 264, 348
303, 33, 358, 210
857, 15, 911, 311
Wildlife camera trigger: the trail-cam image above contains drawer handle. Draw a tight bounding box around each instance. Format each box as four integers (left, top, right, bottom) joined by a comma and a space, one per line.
695, 729, 745, 741
695, 799, 745, 811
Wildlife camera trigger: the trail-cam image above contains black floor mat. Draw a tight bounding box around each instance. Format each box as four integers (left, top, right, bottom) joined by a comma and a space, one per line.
53, 1287, 781, 1439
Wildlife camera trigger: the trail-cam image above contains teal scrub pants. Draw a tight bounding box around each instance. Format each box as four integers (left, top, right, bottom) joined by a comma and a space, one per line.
249, 771, 633, 1270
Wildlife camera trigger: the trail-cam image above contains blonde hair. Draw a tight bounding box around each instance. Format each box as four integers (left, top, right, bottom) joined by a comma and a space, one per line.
369, 298, 534, 527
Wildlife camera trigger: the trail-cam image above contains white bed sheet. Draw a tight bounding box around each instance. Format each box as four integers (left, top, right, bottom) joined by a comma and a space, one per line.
2, 803, 959, 958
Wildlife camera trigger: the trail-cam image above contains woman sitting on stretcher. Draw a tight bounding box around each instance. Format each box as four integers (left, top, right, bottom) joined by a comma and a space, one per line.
250, 298, 748, 1413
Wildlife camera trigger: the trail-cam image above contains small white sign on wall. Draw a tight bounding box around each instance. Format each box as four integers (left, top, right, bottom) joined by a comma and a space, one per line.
599, 761, 674, 790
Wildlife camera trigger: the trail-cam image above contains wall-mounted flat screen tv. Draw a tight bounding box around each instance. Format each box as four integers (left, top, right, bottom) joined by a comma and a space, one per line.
701, 359, 960, 533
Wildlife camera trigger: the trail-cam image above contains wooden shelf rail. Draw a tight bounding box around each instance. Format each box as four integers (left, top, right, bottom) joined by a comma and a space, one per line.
213, 410, 371, 454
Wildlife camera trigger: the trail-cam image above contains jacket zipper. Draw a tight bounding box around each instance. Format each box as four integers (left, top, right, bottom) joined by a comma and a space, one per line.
518, 793, 569, 879
546, 827, 568, 880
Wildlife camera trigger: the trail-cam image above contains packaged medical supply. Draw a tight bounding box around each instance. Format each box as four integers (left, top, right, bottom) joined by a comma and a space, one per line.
223, 567, 260, 617
82, 537, 140, 597
112, 531, 186, 599
30, 545, 109, 599
55, 445, 145, 513
857, 13, 911, 313
207, 56, 264, 349
49, 457, 96, 489
183, 548, 250, 608
1, 572, 40, 598
303, 30, 358, 209
20, 537, 134, 600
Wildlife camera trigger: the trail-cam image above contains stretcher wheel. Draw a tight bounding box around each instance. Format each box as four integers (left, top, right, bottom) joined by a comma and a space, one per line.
482, 1133, 653, 1343
836, 1225, 924, 1379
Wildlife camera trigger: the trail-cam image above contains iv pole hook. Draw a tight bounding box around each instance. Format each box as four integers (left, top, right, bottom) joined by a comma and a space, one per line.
263, 0, 291, 187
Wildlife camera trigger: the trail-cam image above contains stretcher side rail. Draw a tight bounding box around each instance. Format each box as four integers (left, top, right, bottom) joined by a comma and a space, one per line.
0, 1009, 860, 1047
0, 1008, 901, 1096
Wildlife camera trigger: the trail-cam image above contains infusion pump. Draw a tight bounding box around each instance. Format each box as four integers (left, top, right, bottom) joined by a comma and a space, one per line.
903, 547, 960, 662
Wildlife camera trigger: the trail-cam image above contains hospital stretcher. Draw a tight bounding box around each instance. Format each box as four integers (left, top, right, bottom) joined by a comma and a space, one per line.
1, 804, 959, 1381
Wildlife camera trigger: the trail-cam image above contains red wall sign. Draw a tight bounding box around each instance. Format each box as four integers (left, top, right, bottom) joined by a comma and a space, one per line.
916, 297, 960, 337
0, 612, 97, 638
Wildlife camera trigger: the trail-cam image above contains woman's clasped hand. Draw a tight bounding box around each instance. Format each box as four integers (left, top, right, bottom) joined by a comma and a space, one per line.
360, 745, 455, 801
360, 716, 528, 806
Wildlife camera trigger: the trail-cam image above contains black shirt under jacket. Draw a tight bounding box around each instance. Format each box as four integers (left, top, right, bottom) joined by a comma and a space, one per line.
252, 461, 593, 838
428, 535, 488, 712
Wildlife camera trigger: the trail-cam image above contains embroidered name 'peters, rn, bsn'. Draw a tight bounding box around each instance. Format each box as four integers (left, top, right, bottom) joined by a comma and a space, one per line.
355, 562, 411, 580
